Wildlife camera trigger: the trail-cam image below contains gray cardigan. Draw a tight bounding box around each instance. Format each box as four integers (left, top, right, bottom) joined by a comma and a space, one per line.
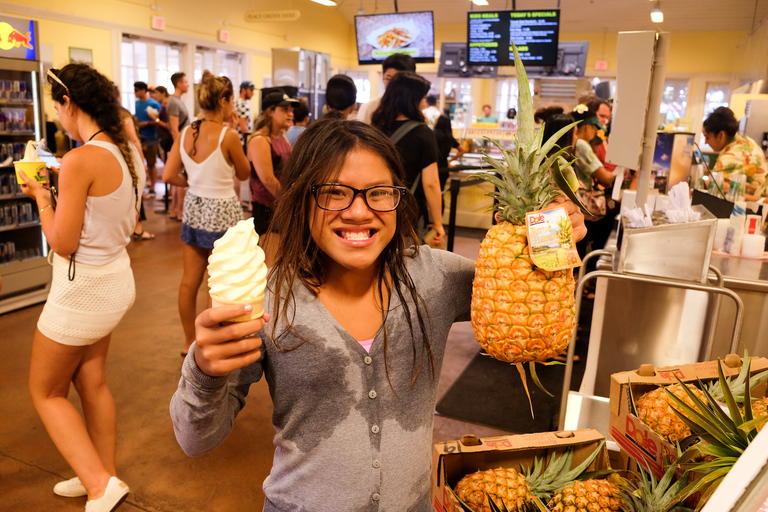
170, 247, 475, 511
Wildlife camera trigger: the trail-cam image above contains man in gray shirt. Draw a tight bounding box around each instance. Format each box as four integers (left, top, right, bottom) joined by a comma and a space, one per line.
168, 72, 190, 140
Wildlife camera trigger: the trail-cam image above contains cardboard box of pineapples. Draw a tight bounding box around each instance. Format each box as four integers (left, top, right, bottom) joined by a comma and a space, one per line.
432, 429, 615, 512
608, 354, 768, 482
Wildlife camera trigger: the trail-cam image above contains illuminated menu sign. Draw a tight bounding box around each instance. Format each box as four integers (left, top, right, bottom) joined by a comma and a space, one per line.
467, 10, 559, 67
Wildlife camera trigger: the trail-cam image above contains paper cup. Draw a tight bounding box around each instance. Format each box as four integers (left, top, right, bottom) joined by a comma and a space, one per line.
741, 234, 766, 259
713, 219, 730, 252
14, 161, 48, 185
211, 296, 264, 322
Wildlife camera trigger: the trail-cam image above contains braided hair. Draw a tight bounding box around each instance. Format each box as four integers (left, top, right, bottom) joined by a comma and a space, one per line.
48, 64, 140, 211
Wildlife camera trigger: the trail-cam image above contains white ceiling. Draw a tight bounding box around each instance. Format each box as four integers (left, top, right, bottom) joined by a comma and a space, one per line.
332, 0, 768, 34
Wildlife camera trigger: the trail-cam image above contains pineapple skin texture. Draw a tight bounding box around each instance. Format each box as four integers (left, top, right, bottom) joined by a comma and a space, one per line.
454, 467, 531, 512
635, 384, 706, 443
471, 222, 576, 363
548, 479, 624, 512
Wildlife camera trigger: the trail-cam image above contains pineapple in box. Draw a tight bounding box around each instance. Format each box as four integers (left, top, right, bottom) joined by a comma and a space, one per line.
634, 384, 707, 443
451, 443, 609, 512
470, 43, 587, 396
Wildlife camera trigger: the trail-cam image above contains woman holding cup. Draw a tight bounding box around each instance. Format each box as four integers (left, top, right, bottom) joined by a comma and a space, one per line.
18, 63, 143, 511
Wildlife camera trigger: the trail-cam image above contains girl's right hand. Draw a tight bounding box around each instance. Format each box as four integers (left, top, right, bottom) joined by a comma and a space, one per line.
193, 304, 271, 377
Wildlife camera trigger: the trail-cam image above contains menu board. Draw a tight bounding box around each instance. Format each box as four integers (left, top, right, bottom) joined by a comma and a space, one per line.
467, 10, 560, 67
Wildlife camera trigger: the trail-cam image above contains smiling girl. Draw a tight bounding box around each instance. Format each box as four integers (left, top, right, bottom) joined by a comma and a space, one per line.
170, 118, 585, 510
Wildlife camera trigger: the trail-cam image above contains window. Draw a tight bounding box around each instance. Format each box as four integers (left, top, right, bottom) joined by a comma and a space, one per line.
659, 79, 689, 126
194, 48, 241, 85
444, 78, 472, 126
495, 79, 519, 118
121, 36, 183, 113
339, 70, 371, 105
703, 83, 730, 117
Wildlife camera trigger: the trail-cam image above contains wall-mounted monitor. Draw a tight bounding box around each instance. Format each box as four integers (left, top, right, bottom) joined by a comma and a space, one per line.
355, 11, 435, 65
438, 42, 498, 78
527, 41, 588, 77
467, 9, 560, 67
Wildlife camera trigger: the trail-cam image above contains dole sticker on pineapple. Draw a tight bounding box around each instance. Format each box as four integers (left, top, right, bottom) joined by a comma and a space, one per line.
525, 207, 582, 271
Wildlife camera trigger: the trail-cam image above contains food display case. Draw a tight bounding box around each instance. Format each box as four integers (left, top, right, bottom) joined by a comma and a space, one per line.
0, 16, 50, 314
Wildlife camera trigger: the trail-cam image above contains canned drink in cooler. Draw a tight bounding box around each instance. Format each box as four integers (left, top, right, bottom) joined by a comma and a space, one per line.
6, 241, 14, 261
0, 242, 7, 263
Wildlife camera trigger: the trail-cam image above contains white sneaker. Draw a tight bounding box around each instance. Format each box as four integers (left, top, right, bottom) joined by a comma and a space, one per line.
53, 476, 87, 497
84, 477, 129, 512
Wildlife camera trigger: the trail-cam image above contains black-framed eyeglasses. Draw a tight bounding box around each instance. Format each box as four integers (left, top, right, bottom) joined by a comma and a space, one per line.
311, 184, 407, 212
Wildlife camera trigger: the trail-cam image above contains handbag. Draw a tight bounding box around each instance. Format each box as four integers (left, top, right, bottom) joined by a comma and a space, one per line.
160, 131, 174, 152
576, 185, 607, 221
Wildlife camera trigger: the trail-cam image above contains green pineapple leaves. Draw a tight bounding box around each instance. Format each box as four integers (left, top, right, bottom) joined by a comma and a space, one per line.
662, 359, 765, 510
472, 40, 593, 223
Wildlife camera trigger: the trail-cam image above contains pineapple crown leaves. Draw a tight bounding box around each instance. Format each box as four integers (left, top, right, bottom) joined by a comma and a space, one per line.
470, 40, 591, 224
705, 349, 768, 404
618, 459, 692, 512
524, 441, 605, 499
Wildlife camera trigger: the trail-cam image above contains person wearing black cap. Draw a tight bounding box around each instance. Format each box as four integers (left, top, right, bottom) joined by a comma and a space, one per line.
247, 91, 297, 239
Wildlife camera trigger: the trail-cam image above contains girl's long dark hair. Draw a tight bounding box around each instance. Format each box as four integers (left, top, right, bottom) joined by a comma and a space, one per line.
269, 118, 436, 388
370, 71, 430, 134
48, 64, 139, 212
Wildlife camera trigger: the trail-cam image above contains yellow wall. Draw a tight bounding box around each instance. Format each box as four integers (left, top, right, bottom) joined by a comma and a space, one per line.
4, 0, 356, 67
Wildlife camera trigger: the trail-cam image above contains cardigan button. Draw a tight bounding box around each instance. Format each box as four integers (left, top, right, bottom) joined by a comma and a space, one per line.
368, 390, 377, 399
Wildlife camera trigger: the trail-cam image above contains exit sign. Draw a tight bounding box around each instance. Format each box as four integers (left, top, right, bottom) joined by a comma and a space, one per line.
218, 30, 230, 43
595, 60, 608, 70
151, 15, 165, 31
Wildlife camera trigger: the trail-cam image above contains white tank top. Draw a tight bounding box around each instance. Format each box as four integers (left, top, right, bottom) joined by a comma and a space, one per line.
76, 140, 145, 266
180, 124, 237, 199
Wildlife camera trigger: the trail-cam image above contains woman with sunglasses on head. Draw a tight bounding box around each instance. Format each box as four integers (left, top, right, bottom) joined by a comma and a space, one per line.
170, 118, 586, 510
162, 70, 251, 358
19, 64, 144, 512
371, 71, 445, 247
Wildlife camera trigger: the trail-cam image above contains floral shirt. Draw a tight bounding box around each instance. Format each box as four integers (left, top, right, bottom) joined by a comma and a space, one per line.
714, 133, 768, 196
573, 138, 602, 191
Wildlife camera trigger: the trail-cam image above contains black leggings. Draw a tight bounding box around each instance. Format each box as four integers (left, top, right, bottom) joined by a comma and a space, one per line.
251, 201, 274, 235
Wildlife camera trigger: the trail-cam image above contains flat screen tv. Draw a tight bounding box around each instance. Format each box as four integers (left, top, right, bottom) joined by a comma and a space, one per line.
467, 9, 560, 67
355, 11, 435, 65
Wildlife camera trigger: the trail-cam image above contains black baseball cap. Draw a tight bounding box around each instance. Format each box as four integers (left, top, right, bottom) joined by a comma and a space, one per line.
240, 80, 255, 90
261, 91, 299, 112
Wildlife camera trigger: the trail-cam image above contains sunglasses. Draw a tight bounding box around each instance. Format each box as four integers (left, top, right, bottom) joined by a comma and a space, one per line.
47, 69, 70, 97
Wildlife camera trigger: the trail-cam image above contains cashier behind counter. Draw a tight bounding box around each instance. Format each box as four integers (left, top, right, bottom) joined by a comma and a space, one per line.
702, 107, 768, 201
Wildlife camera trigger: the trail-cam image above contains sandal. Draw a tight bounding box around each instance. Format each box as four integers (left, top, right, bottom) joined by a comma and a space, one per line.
132, 230, 155, 241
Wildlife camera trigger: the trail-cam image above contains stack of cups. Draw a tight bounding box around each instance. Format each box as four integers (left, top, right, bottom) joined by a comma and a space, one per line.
741, 234, 766, 258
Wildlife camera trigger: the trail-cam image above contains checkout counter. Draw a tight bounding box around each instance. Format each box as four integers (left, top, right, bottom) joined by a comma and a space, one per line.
582, 226, 768, 398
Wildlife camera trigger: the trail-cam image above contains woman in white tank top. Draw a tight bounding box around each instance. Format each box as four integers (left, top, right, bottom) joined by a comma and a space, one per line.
162, 71, 250, 357
18, 64, 144, 512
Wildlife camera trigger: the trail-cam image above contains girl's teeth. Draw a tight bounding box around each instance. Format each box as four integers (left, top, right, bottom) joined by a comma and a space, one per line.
342, 231, 370, 240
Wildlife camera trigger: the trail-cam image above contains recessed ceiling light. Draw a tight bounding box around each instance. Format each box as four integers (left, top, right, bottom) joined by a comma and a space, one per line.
472, 0, 489, 5
311, 0, 337, 6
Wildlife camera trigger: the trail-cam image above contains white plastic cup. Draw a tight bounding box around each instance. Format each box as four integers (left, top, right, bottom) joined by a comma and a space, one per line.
713, 218, 730, 251
741, 234, 766, 259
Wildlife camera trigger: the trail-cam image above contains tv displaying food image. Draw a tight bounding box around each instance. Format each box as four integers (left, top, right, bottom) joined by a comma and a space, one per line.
355, 11, 435, 65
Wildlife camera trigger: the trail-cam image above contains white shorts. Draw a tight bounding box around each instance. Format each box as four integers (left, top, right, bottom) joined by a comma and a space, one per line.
37, 250, 136, 346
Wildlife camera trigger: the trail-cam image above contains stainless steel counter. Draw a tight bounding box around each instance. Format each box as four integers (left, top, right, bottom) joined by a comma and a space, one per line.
581, 232, 768, 398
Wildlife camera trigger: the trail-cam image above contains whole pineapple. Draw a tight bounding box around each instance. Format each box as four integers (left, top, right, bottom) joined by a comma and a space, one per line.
470, 43, 585, 378
703, 350, 768, 431
548, 478, 624, 512
452, 443, 605, 512
618, 462, 693, 512
635, 384, 706, 443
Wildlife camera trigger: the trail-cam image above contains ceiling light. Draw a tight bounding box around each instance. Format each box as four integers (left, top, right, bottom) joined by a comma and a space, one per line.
310, 0, 337, 6
651, 3, 664, 23
472, 0, 489, 5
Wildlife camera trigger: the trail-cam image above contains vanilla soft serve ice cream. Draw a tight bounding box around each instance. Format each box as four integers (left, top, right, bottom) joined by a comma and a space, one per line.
207, 218, 268, 322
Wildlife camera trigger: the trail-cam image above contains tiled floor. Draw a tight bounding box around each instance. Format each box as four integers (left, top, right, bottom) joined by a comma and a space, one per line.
0, 188, 510, 511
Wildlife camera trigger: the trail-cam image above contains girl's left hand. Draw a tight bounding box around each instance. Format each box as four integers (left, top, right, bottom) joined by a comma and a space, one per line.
16, 167, 47, 201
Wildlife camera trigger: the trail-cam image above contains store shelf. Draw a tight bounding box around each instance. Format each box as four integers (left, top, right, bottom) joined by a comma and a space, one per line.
0, 192, 27, 200
0, 130, 34, 136
0, 100, 33, 106
0, 220, 40, 232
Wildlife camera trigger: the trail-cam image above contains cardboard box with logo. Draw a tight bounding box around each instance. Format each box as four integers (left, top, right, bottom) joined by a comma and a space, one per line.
608, 355, 768, 480
432, 429, 610, 512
